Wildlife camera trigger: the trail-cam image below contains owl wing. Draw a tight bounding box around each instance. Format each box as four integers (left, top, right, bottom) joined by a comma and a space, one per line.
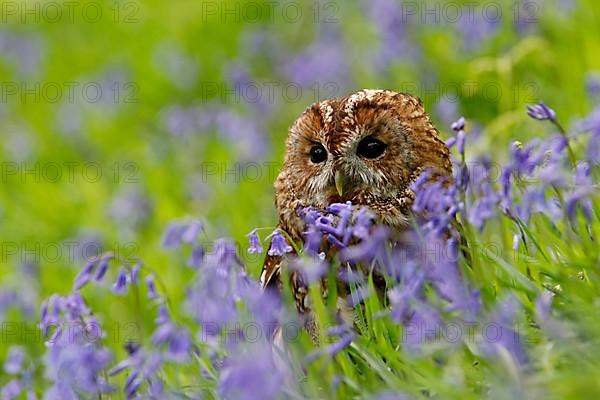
260, 250, 283, 290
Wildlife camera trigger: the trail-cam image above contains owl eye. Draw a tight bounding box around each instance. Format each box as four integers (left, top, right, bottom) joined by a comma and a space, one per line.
309, 144, 327, 163
357, 137, 386, 159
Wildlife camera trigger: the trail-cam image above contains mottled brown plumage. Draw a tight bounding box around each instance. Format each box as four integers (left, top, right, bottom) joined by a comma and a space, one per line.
261, 89, 452, 335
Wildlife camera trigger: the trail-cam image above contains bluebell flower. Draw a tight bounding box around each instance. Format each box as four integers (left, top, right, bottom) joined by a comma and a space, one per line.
388, 265, 426, 322
578, 105, 600, 164
445, 136, 457, 148
289, 258, 327, 285
340, 226, 389, 264
109, 343, 167, 398
457, 12, 500, 50
146, 275, 159, 299
535, 291, 572, 340
130, 263, 141, 285
94, 257, 111, 282
527, 101, 558, 123
41, 293, 115, 396
477, 296, 528, 367
586, 72, 600, 97
402, 302, 443, 354
151, 312, 192, 363
302, 225, 324, 256
565, 188, 594, 223
539, 161, 568, 188
281, 27, 350, 89
218, 343, 285, 400
185, 240, 249, 333
246, 229, 263, 254
499, 162, 513, 200
187, 245, 204, 268
457, 130, 466, 156
125, 370, 141, 398
4, 346, 25, 374
267, 230, 293, 256
181, 220, 203, 244
161, 222, 187, 249
374, 391, 411, 400
352, 208, 375, 240
1, 380, 22, 399
73, 260, 95, 290
451, 117, 466, 132
510, 139, 543, 176
359, 0, 417, 71
112, 268, 129, 295
468, 185, 499, 231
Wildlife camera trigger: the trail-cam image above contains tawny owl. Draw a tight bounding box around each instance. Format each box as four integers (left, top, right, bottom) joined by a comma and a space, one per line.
261, 89, 452, 334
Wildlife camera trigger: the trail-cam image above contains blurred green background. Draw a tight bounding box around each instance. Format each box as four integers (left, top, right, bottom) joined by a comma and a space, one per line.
0, 0, 599, 368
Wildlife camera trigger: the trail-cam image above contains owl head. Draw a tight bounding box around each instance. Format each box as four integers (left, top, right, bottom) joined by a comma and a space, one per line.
275, 89, 452, 238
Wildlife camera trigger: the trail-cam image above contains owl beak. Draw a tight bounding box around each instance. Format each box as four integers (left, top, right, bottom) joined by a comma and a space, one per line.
334, 170, 346, 196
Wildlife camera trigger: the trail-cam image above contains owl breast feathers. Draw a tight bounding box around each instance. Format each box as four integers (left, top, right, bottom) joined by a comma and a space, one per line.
261, 89, 452, 314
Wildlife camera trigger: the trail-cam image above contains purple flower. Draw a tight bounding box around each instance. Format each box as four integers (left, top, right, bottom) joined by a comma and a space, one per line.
218, 343, 284, 400
4, 346, 25, 374
359, 0, 417, 71
73, 260, 95, 290
108, 344, 166, 398
457, 129, 466, 156
246, 229, 263, 254
574, 161, 592, 186
340, 226, 390, 264
535, 291, 571, 339
564, 161, 595, 223
1, 380, 22, 400
41, 294, 115, 396
352, 208, 375, 239
451, 117, 466, 132
510, 139, 543, 176
130, 263, 141, 285
468, 186, 499, 231
457, 12, 500, 50
402, 303, 443, 353
411, 173, 461, 235
112, 268, 129, 295
565, 188, 594, 223
281, 28, 351, 89
182, 220, 203, 244
388, 266, 426, 322
151, 320, 192, 363
375, 391, 411, 400
146, 275, 159, 299
445, 136, 457, 148
527, 101, 557, 123
187, 245, 204, 268
94, 257, 111, 281
161, 222, 187, 248
477, 297, 528, 367
578, 105, 600, 164
185, 240, 250, 330
289, 258, 327, 285
539, 161, 568, 188
586, 72, 600, 98
267, 230, 293, 256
